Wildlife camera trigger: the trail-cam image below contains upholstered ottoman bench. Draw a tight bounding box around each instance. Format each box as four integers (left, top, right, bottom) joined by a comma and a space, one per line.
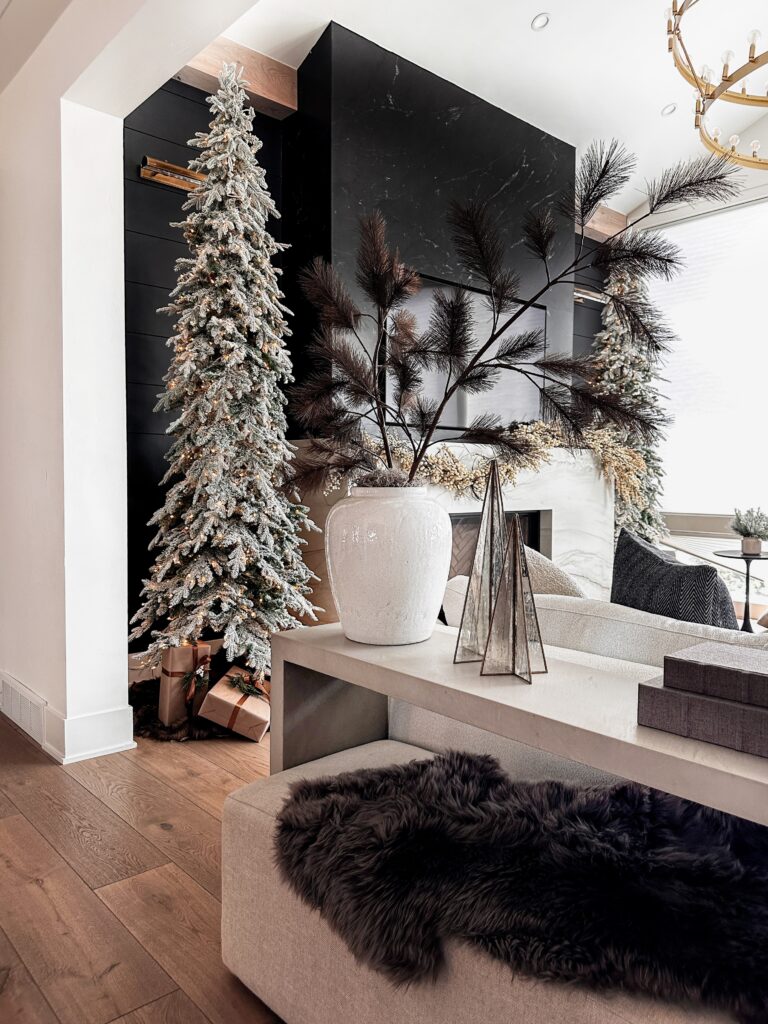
221, 740, 728, 1024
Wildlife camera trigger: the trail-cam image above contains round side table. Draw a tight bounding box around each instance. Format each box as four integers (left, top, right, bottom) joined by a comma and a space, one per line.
713, 549, 768, 633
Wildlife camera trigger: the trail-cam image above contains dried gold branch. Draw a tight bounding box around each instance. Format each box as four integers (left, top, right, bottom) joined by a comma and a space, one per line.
361, 423, 647, 506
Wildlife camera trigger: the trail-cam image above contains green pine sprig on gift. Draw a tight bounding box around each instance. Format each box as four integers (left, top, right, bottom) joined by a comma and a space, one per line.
227, 671, 270, 698
181, 667, 211, 702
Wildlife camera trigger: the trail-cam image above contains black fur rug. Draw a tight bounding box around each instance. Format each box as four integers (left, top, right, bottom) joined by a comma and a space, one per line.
129, 678, 230, 741
275, 751, 768, 1023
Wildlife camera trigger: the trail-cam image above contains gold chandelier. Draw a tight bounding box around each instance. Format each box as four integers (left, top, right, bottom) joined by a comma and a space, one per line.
667, 0, 768, 170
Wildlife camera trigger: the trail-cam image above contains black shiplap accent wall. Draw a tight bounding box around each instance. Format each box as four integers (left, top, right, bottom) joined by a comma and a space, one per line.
124, 79, 282, 634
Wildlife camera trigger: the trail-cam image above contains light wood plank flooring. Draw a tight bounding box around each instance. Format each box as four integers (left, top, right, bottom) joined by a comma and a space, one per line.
0, 713, 280, 1024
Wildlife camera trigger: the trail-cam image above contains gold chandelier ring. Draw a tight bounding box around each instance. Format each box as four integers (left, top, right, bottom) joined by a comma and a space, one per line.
668, 0, 768, 170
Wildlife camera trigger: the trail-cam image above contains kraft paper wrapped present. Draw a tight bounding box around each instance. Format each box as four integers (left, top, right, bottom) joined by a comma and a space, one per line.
130, 638, 224, 688
159, 642, 211, 726
199, 669, 270, 742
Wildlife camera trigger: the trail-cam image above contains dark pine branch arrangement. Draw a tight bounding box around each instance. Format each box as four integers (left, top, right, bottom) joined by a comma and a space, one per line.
290, 142, 739, 492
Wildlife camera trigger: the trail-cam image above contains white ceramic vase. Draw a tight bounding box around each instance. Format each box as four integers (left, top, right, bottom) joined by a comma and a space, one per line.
325, 486, 452, 645
742, 536, 762, 555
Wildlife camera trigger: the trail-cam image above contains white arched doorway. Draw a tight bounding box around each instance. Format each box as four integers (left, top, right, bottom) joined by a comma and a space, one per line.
0, 0, 258, 762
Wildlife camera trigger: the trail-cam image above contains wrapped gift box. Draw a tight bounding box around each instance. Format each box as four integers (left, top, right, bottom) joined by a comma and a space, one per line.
199, 669, 270, 742
159, 642, 211, 726
130, 638, 224, 689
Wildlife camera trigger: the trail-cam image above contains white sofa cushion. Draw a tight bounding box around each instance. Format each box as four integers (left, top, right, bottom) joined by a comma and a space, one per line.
443, 578, 768, 668
535, 593, 768, 668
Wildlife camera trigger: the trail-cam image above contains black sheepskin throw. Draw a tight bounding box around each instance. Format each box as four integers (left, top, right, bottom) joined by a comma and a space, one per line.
129, 678, 230, 741
275, 751, 768, 1023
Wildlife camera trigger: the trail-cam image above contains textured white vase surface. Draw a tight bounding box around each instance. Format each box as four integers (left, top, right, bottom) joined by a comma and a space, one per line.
325, 487, 452, 645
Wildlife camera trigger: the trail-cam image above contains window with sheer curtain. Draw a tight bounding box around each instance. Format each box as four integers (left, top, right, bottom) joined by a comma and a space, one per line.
647, 202, 768, 516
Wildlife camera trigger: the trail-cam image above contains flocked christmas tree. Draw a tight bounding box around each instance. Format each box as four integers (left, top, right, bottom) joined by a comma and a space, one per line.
130, 64, 316, 682
592, 268, 668, 542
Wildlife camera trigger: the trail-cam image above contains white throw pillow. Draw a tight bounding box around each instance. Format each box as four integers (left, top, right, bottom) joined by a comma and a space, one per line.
524, 546, 586, 598
442, 575, 470, 627
441, 548, 585, 627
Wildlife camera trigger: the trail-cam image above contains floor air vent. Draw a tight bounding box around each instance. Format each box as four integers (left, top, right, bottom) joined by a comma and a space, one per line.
1, 673, 45, 744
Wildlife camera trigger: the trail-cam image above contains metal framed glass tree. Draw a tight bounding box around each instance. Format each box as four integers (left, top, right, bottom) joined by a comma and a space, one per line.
481, 514, 547, 681
453, 461, 506, 664
454, 461, 547, 682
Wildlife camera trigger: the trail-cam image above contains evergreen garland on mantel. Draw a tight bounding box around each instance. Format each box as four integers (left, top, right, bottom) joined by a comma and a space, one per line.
130, 64, 316, 679
592, 268, 668, 541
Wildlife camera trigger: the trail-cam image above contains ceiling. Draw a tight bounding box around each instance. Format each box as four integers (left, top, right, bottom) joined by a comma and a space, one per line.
225, 0, 768, 214
0, 0, 73, 94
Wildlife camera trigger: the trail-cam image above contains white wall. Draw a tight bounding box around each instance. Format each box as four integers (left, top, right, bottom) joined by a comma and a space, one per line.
58, 99, 131, 759
0, 0, 257, 761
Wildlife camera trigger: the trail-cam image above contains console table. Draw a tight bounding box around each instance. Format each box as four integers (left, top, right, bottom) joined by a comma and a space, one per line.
271, 624, 768, 827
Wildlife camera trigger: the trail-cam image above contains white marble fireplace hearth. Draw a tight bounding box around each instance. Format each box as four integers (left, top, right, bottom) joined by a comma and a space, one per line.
303, 444, 616, 606
425, 446, 615, 599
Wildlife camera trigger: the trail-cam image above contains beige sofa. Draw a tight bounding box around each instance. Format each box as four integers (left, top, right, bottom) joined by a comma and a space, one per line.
222, 594, 766, 1024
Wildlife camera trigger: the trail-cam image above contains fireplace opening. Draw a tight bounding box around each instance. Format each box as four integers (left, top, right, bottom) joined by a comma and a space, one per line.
449, 511, 541, 578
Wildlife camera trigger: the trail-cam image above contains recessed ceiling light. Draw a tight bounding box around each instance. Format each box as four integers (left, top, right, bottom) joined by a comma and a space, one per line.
531, 12, 550, 31
661, 102, 678, 117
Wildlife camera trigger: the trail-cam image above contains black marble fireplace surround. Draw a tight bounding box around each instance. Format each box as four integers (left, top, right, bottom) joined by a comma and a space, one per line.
124, 22, 576, 623
282, 23, 576, 405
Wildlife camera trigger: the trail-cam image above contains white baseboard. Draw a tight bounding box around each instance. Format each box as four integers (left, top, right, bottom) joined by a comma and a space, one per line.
43, 703, 135, 763
42, 736, 137, 764
1, 670, 135, 762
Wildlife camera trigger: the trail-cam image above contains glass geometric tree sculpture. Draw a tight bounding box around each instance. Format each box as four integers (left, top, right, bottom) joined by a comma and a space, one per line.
453, 460, 507, 663
481, 513, 548, 681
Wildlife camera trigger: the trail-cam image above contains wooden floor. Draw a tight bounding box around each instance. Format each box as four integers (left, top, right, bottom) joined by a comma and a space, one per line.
0, 713, 281, 1024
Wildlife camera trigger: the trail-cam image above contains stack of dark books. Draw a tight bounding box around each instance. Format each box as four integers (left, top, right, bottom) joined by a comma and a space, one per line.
638, 642, 768, 757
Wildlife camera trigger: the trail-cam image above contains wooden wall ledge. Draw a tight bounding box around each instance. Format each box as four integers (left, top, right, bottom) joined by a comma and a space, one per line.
176, 36, 297, 121
583, 204, 628, 241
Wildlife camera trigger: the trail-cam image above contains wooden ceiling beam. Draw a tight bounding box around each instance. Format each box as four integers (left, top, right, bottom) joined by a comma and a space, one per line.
583, 204, 628, 242
175, 36, 297, 121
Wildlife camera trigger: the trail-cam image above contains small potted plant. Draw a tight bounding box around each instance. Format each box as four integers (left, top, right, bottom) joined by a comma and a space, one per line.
732, 508, 768, 555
